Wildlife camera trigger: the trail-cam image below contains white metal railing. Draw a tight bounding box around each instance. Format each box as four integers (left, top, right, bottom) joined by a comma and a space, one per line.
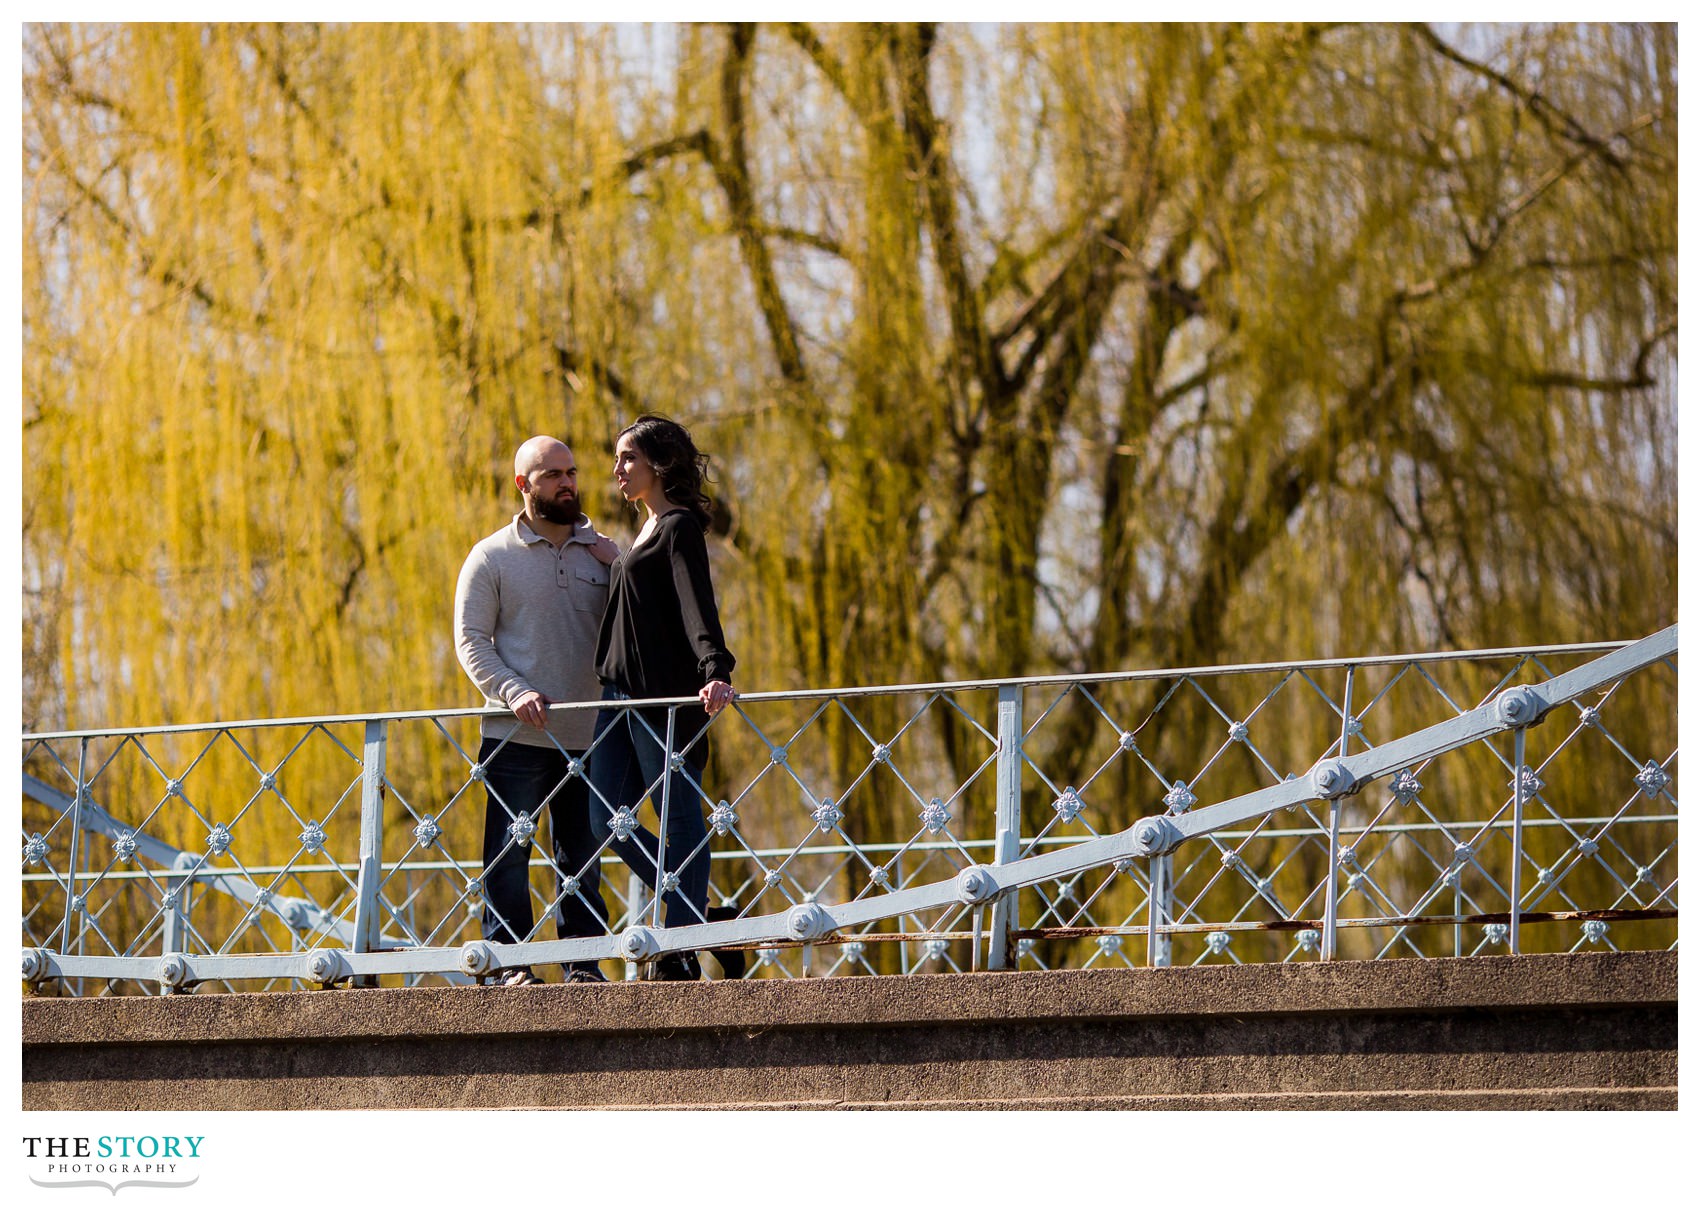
21, 627, 1676, 993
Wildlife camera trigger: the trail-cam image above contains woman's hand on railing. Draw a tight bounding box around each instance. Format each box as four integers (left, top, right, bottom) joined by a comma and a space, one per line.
700, 680, 735, 715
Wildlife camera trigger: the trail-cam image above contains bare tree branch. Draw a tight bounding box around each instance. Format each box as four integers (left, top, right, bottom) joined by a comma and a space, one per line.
892, 23, 1006, 405
1410, 23, 1634, 173
709, 23, 810, 387
782, 22, 867, 121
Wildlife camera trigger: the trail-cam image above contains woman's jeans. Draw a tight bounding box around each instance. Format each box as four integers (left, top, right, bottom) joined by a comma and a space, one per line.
588, 687, 711, 928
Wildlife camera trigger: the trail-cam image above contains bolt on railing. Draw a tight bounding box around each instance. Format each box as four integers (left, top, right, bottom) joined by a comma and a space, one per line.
21, 627, 1676, 994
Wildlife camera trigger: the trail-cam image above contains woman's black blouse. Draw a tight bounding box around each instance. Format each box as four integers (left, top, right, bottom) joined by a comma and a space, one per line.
595, 508, 736, 701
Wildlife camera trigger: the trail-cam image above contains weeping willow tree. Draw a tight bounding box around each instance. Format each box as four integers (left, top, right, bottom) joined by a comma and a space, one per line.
24, 24, 1676, 946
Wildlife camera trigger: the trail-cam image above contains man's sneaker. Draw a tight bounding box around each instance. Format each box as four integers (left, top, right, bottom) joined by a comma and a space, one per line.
562, 963, 606, 985
497, 966, 543, 987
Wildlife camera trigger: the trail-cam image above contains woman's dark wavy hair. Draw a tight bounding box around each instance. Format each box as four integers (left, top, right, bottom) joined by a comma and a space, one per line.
619, 414, 713, 529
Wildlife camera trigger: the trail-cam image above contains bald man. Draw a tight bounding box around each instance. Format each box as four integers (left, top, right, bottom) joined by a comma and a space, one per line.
454, 436, 621, 986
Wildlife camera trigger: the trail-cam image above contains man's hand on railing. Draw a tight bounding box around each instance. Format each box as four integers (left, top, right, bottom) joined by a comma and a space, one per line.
509, 689, 553, 729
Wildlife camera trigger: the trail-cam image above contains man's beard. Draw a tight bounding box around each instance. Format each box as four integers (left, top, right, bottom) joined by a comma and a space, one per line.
533, 492, 581, 526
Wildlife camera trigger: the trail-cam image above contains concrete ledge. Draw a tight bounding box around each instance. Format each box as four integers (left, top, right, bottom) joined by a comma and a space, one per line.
23, 952, 1677, 1111
23, 952, 1671, 1043
574, 1089, 1676, 1111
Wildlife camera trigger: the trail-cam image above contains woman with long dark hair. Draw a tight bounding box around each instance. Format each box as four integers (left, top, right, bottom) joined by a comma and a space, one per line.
589, 414, 738, 980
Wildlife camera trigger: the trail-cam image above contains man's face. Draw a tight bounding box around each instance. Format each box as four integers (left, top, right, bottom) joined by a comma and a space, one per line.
521, 445, 581, 524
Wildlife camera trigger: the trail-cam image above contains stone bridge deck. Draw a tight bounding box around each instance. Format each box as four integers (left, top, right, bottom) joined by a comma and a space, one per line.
23, 951, 1676, 1110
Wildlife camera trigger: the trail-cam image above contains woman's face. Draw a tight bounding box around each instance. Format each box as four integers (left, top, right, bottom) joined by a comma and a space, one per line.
613, 433, 657, 503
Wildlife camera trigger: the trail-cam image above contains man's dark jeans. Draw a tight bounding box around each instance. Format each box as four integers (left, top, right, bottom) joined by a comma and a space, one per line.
478, 736, 608, 946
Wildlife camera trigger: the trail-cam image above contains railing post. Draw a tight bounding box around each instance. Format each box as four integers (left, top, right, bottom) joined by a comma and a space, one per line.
1322, 806, 1343, 962
987, 684, 1023, 970
896, 853, 909, 974
402, 869, 416, 964
160, 851, 198, 992
1509, 727, 1526, 955
1147, 853, 1173, 967
652, 706, 676, 931
1321, 666, 1356, 962
60, 738, 90, 997
625, 871, 644, 981
351, 718, 388, 987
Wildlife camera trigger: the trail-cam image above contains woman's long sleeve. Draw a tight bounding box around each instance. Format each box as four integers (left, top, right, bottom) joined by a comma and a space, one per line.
667, 518, 736, 685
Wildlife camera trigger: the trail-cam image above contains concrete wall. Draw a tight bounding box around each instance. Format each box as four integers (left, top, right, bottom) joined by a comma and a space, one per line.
23, 951, 1675, 1110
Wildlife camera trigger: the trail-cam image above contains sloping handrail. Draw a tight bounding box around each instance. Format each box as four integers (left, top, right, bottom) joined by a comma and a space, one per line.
21, 626, 1675, 989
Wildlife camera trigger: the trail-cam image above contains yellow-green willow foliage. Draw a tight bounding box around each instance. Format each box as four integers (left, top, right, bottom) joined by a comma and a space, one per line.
25, 25, 1676, 915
